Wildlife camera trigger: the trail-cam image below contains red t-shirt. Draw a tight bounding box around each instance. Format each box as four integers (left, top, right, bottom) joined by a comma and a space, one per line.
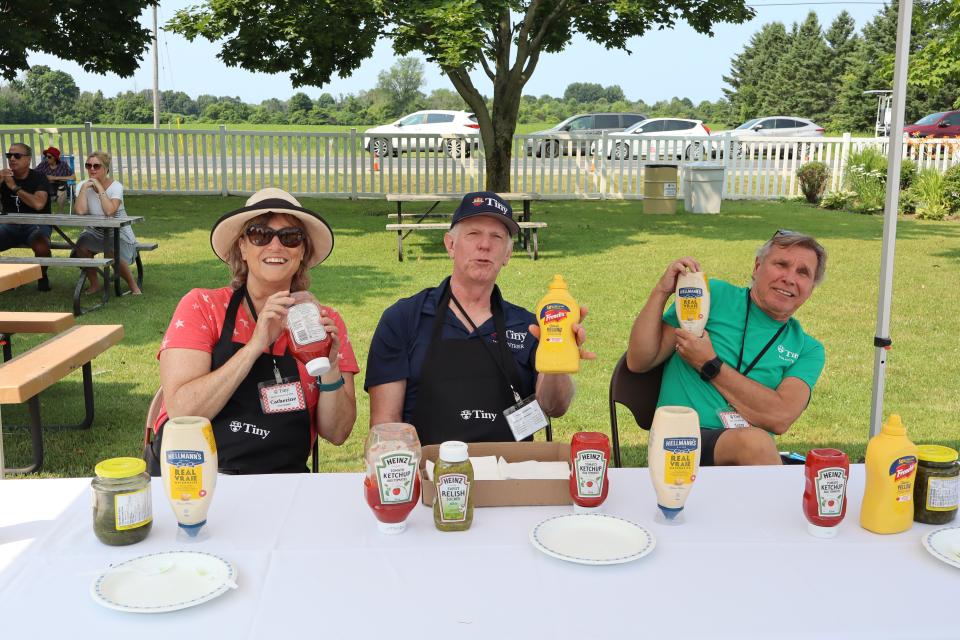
154, 287, 360, 434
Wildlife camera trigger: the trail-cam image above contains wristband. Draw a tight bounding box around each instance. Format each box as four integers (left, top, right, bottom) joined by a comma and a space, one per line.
317, 376, 345, 392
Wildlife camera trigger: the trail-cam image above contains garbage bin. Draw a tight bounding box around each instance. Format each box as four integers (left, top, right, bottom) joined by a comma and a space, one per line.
643, 164, 678, 214
684, 162, 725, 214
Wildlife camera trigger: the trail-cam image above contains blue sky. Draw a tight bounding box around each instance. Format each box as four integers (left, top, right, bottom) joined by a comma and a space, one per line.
27, 1, 884, 104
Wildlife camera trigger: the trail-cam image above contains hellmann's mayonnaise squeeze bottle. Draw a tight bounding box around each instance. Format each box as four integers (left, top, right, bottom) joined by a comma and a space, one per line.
535, 274, 581, 374
648, 406, 702, 524
160, 416, 218, 541
675, 270, 710, 337
860, 414, 919, 534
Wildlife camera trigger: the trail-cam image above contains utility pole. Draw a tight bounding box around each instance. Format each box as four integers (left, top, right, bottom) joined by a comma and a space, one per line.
152, 2, 160, 128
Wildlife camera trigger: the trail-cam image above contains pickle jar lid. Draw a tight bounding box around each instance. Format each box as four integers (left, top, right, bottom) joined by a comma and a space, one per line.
95, 457, 147, 479
438, 441, 469, 463
917, 445, 959, 464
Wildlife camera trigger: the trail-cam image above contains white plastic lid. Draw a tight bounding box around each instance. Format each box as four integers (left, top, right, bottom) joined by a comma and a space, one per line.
306, 357, 331, 377
807, 522, 839, 538
377, 520, 407, 535
438, 440, 468, 463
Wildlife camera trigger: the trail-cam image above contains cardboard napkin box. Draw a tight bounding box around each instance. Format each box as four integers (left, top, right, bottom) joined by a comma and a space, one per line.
419, 441, 572, 507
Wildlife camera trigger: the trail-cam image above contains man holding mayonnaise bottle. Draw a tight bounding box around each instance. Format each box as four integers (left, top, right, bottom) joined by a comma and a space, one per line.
627, 230, 827, 466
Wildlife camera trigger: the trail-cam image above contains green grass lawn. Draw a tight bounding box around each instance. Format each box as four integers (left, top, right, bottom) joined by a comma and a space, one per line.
2, 197, 958, 477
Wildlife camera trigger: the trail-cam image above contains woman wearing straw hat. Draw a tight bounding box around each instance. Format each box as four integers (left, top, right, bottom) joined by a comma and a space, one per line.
151, 188, 358, 474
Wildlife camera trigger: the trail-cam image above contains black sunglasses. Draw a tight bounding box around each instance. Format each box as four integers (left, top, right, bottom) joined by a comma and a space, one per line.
244, 225, 305, 248
85, 162, 102, 170
773, 229, 802, 239
5, 152, 27, 159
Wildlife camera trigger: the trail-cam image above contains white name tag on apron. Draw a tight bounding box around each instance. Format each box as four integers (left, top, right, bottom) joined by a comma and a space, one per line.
258, 378, 307, 414
503, 395, 550, 441
718, 410, 750, 429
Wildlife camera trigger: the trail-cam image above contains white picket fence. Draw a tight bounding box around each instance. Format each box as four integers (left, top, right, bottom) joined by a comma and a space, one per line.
3, 124, 957, 200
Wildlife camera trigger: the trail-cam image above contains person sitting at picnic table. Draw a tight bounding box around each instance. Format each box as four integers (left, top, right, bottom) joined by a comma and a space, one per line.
0, 142, 54, 291
626, 230, 827, 466
34, 146, 75, 210
73, 151, 142, 295
365, 191, 593, 446
152, 188, 358, 475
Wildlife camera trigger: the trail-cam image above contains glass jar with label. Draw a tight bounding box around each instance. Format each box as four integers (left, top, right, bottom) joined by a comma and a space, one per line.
433, 441, 474, 532
91, 457, 153, 546
914, 445, 959, 525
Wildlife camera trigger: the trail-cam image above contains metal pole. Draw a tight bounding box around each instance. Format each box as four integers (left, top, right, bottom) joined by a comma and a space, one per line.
152, 3, 160, 129
869, 0, 913, 437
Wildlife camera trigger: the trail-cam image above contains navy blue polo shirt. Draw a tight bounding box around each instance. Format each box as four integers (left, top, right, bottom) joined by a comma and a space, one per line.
365, 277, 539, 423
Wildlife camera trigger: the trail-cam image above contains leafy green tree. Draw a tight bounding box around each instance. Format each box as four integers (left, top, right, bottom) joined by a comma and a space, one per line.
110, 90, 153, 123
563, 83, 606, 103
722, 22, 789, 123
374, 57, 425, 118
161, 90, 198, 116
907, 0, 960, 98
0, 85, 28, 124
168, 0, 753, 190
21, 65, 79, 122
425, 88, 468, 111
288, 92, 313, 114
0, 1, 154, 81
73, 90, 108, 124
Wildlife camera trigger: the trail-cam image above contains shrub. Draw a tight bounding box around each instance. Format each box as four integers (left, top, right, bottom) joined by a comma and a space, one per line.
900, 158, 917, 191
943, 164, 960, 213
820, 191, 852, 210
912, 169, 949, 220
899, 189, 916, 215
844, 147, 887, 214
796, 161, 830, 204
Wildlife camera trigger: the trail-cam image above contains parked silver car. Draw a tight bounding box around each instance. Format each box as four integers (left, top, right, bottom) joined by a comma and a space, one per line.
525, 112, 648, 157
718, 116, 825, 158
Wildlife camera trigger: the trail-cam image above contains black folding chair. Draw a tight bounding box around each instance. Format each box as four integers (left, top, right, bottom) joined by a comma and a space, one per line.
608, 354, 664, 467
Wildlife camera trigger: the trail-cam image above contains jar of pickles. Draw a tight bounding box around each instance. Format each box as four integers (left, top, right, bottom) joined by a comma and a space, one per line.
92, 457, 153, 545
913, 445, 959, 525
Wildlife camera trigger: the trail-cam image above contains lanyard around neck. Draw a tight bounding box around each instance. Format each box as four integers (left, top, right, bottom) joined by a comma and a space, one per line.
448, 289, 522, 403
736, 288, 787, 377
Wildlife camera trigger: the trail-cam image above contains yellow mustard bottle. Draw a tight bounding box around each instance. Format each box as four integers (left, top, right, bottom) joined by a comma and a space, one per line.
860, 414, 919, 534
535, 274, 581, 374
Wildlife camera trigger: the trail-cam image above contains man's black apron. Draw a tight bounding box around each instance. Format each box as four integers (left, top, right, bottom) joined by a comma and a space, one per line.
150, 286, 312, 475
411, 283, 531, 446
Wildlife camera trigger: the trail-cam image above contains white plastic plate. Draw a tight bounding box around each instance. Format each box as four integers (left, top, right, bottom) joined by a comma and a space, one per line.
90, 550, 237, 613
530, 513, 656, 565
922, 526, 960, 570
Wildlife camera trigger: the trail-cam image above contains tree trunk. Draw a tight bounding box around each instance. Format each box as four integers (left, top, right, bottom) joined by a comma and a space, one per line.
485, 100, 520, 191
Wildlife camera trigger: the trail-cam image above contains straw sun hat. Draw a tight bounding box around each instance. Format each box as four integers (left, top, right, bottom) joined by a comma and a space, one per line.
210, 188, 334, 268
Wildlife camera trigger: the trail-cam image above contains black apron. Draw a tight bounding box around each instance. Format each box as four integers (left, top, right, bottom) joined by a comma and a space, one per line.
149, 286, 313, 475
411, 283, 530, 446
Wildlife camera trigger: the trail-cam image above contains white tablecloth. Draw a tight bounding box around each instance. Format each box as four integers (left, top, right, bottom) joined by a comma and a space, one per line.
0, 466, 955, 639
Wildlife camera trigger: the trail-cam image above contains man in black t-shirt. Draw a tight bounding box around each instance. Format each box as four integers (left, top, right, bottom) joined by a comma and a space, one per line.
0, 142, 53, 290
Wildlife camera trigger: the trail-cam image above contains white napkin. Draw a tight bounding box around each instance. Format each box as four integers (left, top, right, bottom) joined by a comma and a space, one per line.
425, 456, 501, 481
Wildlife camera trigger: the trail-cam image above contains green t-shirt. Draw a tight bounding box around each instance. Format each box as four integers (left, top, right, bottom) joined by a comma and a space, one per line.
659, 279, 825, 430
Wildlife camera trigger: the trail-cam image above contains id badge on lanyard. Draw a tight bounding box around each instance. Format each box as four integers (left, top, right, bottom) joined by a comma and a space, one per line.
258, 360, 306, 414
504, 394, 550, 441
718, 407, 750, 429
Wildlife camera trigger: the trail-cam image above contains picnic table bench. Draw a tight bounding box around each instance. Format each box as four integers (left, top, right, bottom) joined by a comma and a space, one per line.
0, 213, 153, 315
385, 192, 546, 261
0, 323, 124, 475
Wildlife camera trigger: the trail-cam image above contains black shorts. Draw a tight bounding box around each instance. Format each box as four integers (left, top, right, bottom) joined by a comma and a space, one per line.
700, 427, 726, 467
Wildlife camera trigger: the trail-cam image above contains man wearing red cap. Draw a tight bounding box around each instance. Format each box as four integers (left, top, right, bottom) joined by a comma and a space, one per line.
366, 191, 593, 445
34, 146, 75, 211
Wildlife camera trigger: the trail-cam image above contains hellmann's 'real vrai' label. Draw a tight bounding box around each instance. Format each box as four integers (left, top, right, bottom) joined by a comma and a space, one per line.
663, 437, 698, 485
890, 456, 918, 503
540, 303, 570, 343
575, 449, 607, 498
815, 467, 847, 517
375, 451, 417, 504
678, 287, 705, 323
436, 474, 470, 523
166, 450, 207, 501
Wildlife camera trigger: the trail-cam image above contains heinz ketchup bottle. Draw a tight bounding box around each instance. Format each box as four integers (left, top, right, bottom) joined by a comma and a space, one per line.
284, 291, 332, 376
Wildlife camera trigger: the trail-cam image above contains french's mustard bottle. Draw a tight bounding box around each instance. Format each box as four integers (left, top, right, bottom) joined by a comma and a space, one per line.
535, 274, 581, 374
860, 414, 919, 534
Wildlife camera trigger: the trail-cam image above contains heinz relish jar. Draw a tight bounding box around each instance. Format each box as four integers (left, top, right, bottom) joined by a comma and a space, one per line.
569, 432, 610, 510
364, 423, 422, 534
285, 290, 332, 376
802, 448, 850, 538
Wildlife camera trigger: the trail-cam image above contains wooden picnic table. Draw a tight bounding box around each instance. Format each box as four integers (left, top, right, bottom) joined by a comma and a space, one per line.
385, 192, 545, 261
0, 213, 144, 314
0, 263, 41, 292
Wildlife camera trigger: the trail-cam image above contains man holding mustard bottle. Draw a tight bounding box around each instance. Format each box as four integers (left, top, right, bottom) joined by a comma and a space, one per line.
627, 230, 827, 466
365, 192, 593, 446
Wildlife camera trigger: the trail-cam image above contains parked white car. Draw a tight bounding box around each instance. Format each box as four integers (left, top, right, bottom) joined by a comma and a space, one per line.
595, 118, 712, 160
717, 116, 825, 158
363, 110, 480, 157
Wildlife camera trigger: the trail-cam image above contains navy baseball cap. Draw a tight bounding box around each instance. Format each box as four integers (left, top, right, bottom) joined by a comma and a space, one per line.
451, 191, 520, 236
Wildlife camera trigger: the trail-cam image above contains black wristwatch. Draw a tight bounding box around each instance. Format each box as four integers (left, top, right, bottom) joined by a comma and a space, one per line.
699, 357, 723, 382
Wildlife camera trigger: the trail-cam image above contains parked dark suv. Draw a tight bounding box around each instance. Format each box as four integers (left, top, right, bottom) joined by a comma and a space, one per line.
526, 113, 648, 157
904, 110, 960, 138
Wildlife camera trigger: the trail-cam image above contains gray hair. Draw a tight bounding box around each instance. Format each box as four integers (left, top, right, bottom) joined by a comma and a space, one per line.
756, 230, 827, 285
